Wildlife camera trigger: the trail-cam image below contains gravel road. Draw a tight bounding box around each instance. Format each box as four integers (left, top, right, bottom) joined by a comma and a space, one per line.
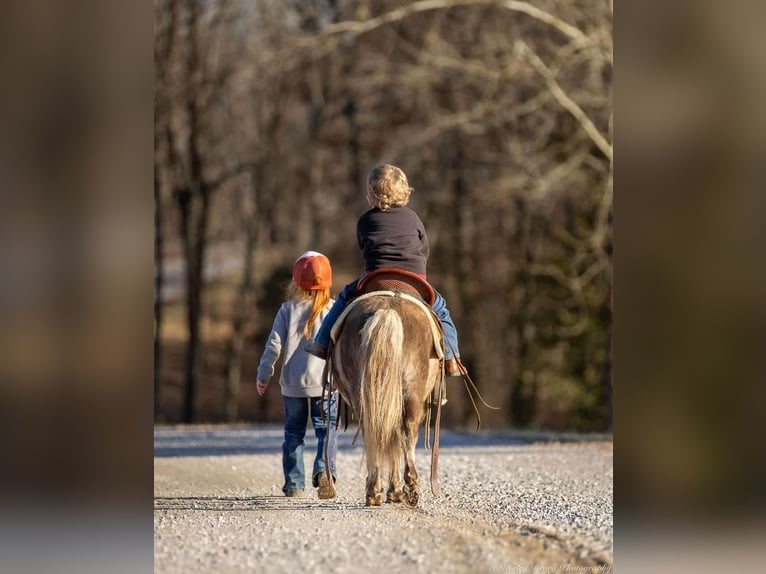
154, 425, 613, 574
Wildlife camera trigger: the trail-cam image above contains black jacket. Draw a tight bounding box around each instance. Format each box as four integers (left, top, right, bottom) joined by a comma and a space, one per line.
356, 206, 429, 275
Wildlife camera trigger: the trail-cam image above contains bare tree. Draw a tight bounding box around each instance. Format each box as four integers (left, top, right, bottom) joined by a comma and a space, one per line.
161, 0, 244, 422
153, 0, 613, 429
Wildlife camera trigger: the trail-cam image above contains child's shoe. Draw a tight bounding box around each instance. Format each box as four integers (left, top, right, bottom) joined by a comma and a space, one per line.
445, 357, 463, 377
285, 489, 305, 498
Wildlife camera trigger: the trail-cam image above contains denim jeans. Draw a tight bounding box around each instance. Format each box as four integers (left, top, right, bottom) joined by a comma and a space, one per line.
314, 279, 359, 350
315, 278, 461, 359
281, 393, 338, 493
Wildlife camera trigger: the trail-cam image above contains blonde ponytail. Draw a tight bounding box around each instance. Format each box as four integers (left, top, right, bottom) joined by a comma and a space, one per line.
303, 289, 330, 338
286, 280, 331, 338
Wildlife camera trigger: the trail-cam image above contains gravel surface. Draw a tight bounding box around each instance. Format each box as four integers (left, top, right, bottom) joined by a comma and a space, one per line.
155, 425, 613, 574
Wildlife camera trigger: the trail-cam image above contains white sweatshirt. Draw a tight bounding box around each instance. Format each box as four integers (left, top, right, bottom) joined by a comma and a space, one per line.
256, 298, 334, 398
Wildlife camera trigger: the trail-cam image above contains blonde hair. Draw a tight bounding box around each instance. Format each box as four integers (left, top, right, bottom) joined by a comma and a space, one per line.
367, 164, 413, 210
286, 281, 331, 338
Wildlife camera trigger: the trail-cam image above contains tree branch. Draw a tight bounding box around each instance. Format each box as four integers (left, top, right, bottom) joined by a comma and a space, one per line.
320, 0, 594, 47
515, 39, 612, 162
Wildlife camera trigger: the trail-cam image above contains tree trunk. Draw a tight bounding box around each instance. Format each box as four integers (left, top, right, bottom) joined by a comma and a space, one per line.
344, 97, 362, 201
176, 189, 194, 423
509, 197, 536, 427
181, 0, 209, 424
224, 196, 257, 422
177, 179, 211, 424
303, 65, 333, 250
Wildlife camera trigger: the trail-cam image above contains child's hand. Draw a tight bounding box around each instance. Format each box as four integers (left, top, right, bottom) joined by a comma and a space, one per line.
256, 379, 269, 396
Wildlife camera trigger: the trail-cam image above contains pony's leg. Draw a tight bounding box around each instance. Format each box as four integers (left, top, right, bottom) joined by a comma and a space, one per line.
386, 455, 404, 503
402, 404, 422, 508
365, 461, 383, 506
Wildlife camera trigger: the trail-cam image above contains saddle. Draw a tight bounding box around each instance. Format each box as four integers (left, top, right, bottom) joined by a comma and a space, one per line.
357, 268, 436, 305
329, 269, 442, 358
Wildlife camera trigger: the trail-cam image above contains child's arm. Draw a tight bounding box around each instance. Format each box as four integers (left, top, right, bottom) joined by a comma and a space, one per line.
255, 304, 287, 395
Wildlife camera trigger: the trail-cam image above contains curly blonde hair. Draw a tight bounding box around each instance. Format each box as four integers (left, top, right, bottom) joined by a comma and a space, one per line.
367, 164, 413, 210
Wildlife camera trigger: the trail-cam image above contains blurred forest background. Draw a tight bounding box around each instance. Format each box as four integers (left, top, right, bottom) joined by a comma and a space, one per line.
153, 0, 612, 431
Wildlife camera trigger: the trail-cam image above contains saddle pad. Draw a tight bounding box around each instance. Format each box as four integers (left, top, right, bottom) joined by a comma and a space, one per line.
330, 290, 444, 359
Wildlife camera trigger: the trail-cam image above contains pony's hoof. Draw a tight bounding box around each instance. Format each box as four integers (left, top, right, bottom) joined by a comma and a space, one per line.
386, 490, 404, 503
365, 494, 383, 506
403, 486, 420, 508
318, 482, 336, 500
316, 473, 336, 499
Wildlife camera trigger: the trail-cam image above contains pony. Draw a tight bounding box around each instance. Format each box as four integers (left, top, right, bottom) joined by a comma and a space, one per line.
325, 291, 443, 507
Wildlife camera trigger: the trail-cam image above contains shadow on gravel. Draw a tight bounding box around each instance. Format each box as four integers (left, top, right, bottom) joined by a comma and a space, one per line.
154, 427, 362, 457
154, 425, 611, 458
154, 495, 368, 511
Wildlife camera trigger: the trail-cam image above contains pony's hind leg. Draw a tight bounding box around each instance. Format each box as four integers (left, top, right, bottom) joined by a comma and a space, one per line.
386, 455, 404, 503
365, 463, 383, 506
402, 409, 422, 508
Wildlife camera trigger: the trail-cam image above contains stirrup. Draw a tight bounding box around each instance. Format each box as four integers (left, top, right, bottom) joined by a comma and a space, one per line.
432, 378, 448, 406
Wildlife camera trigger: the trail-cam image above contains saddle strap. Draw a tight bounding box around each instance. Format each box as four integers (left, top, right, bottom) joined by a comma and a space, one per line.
429, 368, 445, 497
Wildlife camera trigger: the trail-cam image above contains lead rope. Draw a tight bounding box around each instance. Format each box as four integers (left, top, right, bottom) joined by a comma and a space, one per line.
321, 341, 338, 491
425, 307, 500, 496
427, 327, 446, 496
424, 334, 439, 453
431, 308, 500, 431
429, 364, 444, 496
424, 397, 432, 451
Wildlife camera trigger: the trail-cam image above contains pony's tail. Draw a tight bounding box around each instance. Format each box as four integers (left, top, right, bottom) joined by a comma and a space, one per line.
359, 308, 404, 471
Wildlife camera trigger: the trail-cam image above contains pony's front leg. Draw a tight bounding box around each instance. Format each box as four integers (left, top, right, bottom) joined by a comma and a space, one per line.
402, 412, 421, 508
365, 463, 383, 506
386, 456, 404, 503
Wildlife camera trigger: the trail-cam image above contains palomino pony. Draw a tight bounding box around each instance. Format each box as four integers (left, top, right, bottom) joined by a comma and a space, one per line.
326, 291, 443, 507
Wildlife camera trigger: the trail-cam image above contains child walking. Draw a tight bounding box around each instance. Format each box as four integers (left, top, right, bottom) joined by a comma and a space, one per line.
256, 251, 338, 498
306, 164, 464, 376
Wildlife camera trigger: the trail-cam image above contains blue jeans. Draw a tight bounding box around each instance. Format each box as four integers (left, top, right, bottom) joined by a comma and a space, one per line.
315, 278, 460, 360
281, 393, 338, 493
